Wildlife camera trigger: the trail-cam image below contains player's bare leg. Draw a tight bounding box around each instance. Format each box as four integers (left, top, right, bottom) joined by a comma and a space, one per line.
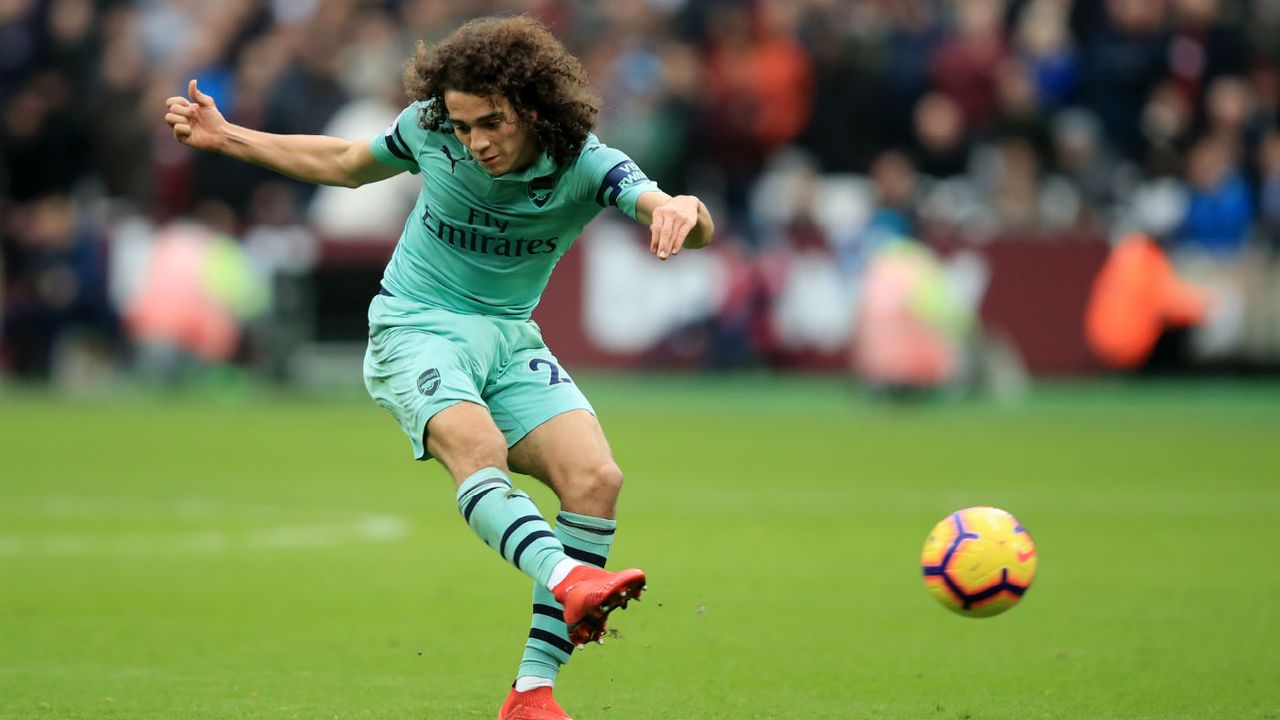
426, 401, 514, 483
426, 402, 583, 618
508, 409, 623, 518
497, 410, 646, 720
509, 410, 646, 644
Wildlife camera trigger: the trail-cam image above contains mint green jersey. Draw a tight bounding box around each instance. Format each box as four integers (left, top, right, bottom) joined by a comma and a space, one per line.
368, 101, 659, 319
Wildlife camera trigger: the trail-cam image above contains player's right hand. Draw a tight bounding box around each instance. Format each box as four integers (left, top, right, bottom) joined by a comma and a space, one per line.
164, 79, 226, 151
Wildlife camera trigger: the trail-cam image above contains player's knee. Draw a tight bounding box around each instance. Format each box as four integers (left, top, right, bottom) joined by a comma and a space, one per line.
464, 435, 510, 469
560, 461, 624, 511
433, 433, 509, 482
590, 461, 625, 500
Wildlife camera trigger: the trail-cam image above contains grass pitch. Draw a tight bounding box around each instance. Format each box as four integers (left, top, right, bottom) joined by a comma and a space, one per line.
1, 375, 1278, 719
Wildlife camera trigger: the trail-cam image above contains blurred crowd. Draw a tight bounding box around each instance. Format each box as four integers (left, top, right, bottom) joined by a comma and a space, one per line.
4, 0, 1280, 383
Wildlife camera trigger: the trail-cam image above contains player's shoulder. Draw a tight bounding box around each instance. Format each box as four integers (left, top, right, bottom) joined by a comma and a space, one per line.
383, 98, 460, 162
571, 133, 613, 161
562, 133, 656, 211
375, 98, 461, 172
393, 99, 452, 138
563, 133, 630, 178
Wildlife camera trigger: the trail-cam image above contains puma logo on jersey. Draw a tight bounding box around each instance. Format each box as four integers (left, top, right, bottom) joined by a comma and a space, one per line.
442, 145, 469, 173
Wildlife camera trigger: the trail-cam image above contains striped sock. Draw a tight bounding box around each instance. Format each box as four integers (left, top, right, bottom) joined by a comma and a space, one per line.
455, 468, 569, 588
517, 510, 617, 681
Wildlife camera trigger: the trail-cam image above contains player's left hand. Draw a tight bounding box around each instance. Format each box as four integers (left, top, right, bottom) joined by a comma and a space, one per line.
649, 195, 701, 261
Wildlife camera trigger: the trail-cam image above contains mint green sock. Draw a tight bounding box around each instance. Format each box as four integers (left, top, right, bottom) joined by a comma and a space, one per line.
455, 468, 568, 588
517, 510, 617, 680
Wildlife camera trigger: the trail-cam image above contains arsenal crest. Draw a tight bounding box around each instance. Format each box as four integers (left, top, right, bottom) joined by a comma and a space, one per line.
528, 176, 556, 208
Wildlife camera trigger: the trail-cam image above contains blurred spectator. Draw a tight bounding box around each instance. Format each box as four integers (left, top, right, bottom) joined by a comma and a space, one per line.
1, 194, 115, 379
591, 5, 694, 192
991, 137, 1044, 229
976, 134, 1081, 231
795, 2, 890, 173
878, 0, 946, 149
1246, 0, 1280, 64
306, 8, 420, 239
929, 0, 1008, 130
46, 0, 95, 93
911, 92, 972, 179
989, 59, 1052, 161
1140, 79, 1196, 177
1080, 0, 1167, 160
698, 0, 813, 240
1176, 133, 1254, 256
1205, 75, 1259, 140
1255, 132, 1280, 358
0, 0, 42, 105
93, 6, 153, 209
1203, 75, 1266, 182
866, 150, 920, 244
851, 239, 972, 394
1257, 132, 1280, 250
1085, 232, 1210, 369
1165, 0, 1246, 117
1012, 0, 1080, 110
0, 71, 87, 200
1052, 108, 1125, 225
123, 222, 268, 382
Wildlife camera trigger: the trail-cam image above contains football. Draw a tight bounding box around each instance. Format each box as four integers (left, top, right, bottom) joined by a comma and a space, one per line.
921, 506, 1037, 618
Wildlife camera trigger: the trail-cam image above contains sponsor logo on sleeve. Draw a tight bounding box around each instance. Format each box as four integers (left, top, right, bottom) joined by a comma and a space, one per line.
595, 160, 649, 208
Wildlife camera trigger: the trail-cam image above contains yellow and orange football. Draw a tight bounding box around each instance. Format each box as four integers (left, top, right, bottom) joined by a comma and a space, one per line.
921, 506, 1037, 618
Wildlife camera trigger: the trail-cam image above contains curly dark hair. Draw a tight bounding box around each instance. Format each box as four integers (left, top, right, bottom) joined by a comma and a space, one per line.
404, 15, 600, 168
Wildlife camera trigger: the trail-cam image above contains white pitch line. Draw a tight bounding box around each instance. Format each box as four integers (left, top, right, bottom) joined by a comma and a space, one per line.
0, 515, 410, 557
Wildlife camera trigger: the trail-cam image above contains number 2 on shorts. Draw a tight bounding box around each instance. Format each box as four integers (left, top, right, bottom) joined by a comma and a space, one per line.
529, 358, 573, 385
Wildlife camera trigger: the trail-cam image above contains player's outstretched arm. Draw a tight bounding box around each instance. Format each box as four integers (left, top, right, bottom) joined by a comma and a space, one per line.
163, 79, 403, 188
635, 191, 714, 261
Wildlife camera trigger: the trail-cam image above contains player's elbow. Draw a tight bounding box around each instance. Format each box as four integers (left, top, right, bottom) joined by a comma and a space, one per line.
331, 142, 374, 188
329, 160, 367, 188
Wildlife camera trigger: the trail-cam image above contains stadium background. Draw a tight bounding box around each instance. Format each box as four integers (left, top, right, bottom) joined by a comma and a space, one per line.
4, 0, 1280, 384
3, 2, 1280, 720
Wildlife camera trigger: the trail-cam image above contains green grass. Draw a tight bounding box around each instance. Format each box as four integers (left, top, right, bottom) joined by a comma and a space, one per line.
2, 375, 1279, 719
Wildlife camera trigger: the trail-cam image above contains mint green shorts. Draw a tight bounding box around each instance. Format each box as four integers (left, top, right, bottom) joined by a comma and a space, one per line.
363, 291, 594, 460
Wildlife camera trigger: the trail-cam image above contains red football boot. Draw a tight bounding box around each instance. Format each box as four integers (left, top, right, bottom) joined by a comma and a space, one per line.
497, 686, 571, 720
551, 565, 647, 647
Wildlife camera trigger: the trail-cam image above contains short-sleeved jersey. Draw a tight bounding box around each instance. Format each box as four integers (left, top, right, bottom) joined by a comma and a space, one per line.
369, 100, 659, 319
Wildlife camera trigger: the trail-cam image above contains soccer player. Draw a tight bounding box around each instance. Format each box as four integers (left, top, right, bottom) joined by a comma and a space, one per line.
164, 15, 713, 720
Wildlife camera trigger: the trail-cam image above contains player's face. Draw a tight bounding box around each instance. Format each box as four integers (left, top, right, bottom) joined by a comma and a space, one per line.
443, 91, 541, 176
